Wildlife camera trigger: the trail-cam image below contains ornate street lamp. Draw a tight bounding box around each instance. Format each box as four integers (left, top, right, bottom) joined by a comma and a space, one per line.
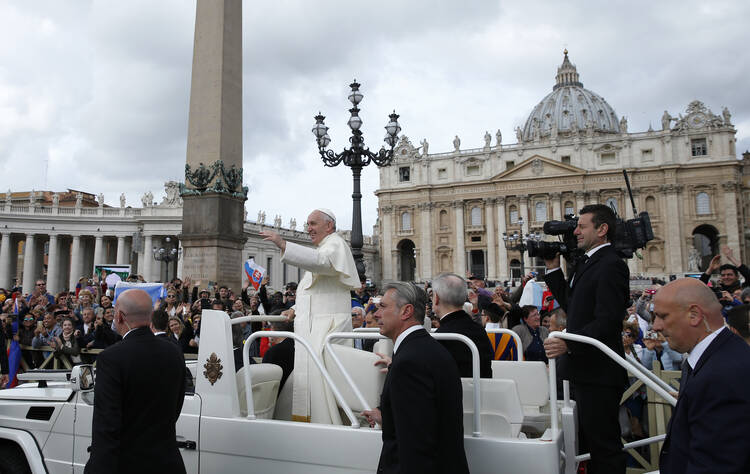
312, 80, 401, 279
502, 217, 542, 279
153, 236, 181, 283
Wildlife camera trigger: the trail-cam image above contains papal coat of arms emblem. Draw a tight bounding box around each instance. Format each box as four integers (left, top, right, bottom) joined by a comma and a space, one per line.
203, 353, 223, 386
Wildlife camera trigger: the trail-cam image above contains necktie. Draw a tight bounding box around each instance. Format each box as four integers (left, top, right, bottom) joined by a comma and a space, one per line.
570, 254, 590, 287
680, 359, 692, 390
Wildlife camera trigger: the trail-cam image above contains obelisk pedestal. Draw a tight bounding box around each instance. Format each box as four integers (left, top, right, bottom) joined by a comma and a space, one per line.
180, 0, 247, 292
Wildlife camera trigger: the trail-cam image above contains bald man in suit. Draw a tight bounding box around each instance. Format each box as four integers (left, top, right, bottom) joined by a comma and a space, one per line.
86, 289, 186, 474
653, 278, 750, 473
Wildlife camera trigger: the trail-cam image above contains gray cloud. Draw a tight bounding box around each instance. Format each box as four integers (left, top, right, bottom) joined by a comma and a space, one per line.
0, 0, 747, 231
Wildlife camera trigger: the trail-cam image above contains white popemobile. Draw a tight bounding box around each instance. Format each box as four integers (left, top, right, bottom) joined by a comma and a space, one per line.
0, 311, 676, 473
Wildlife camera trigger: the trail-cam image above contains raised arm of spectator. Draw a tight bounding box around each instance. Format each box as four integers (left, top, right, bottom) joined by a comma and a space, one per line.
700, 255, 721, 284
258, 276, 272, 314
722, 246, 750, 285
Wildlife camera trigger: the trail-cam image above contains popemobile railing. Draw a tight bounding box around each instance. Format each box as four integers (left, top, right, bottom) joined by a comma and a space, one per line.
547, 331, 678, 474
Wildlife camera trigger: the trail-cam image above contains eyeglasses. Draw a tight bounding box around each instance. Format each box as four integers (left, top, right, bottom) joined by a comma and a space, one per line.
36, 283, 45, 286
24, 317, 35, 321
622, 332, 635, 338
167, 294, 176, 298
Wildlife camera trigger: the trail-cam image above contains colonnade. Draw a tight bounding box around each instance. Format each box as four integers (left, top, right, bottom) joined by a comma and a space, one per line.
0, 232, 179, 294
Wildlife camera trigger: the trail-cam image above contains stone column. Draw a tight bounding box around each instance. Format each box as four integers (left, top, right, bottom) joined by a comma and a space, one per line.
418, 203, 433, 280
661, 184, 684, 274
0, 233, 11, 288
93, 235, 104, 274
22, 233, 36, 293
453, 200, 466, 275
143, 235, 153, 282
496, 197, 508, 281
519, 195, 532, 271
575, 191, 586, 214
381, 206, 394, 281
484, 198, 497, 280
47, 234, 60, 294
181, 0, 247, 292
722, 181, 741, 259
116, 236, 127, 265
69, 235, 82, 290
550, 192, 562, 221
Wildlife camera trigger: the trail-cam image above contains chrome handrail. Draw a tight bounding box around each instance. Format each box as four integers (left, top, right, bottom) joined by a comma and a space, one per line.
546, 331, 679, 472
323, 331, 483, 438
242, 330, 359, 427
232, 315, 288, 324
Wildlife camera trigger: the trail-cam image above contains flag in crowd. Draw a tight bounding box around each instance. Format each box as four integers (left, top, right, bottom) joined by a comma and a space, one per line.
113, 282, 166, 306
244, 259, 266, 290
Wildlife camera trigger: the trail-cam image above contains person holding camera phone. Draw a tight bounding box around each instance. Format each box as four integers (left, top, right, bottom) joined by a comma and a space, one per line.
543, 204, 629, 474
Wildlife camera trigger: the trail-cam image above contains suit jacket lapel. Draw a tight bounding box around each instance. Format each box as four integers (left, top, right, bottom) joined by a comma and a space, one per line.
571, 248, 605, 290
692, 327, 731, 376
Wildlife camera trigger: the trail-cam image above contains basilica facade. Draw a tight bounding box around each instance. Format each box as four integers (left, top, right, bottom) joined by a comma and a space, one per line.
376, 51, 747, 283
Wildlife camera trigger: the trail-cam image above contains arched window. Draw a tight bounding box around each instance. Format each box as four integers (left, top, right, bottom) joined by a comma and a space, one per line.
696, 192, 710, 215
401, 212, 411, 231
439, 210, 448, 229
645, 196, 657, 215
564, 201, 575, 216
605, 197, 618, 213
534, 202, 547, 222
470, 206, 482, 226
509, 205, 518, 224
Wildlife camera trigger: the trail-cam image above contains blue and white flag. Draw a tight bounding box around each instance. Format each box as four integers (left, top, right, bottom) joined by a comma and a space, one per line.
113, 282, 165, 306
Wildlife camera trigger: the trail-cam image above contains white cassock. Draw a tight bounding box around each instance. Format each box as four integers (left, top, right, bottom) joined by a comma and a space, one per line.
281, 232, 360, 424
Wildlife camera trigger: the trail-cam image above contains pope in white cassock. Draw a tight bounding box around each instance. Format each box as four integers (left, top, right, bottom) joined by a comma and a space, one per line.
261, 209, 360, 424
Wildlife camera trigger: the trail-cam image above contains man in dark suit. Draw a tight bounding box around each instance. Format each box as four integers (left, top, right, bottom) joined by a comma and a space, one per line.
543, 204, 629, 474
362, 282, 468, 474
432, 272, 493, 378
85, 289, 186, 474
652, 278, 750, 473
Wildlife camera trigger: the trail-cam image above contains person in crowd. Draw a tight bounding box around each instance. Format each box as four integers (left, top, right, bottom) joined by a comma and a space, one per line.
541, 313, 551, 329
544, 204, 629, 474
55, 291, 71, 309
99, 294, 113, 312
548, 307, 566, 332
73, 289, 99, 322
484, 304, 520, 361
652, 278, 750, 473
0, 316, 7, 387
622, 321, 643, 363
75, 307, 98, 363
231, 298, 246, 315
283, 282, 297, 309
158, 288, 181, 317
15, 312, 37, 368
26, 279, 55, 306
431, 272, 493, 378
362, 282, 468, 473
85, 289, 186, 473
261, 208, 360, 424
700, 245, 750, 292
153, 309, 195, 392
262, 320, 295, 392
512, 305, 549, 363
639, 330, 683, 371
351, 305, 366, 350
726, 304, 750, 345
102, 307, 116, 331
228, 311, 253, 372
168, 316, 197, 354
51, 318, 81, 365
32, 310, 62, 350
482, 303, 506, 330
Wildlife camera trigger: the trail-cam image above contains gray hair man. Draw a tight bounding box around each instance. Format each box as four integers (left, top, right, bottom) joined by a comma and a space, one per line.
363, 282, 468, 474
431, 273, 493, 378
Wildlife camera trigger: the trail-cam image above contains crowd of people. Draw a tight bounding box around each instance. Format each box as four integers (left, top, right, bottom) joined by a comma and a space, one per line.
2, 209, 750, 473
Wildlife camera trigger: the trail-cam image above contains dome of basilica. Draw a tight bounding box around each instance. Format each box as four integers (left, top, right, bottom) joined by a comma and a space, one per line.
521, 50, 622, 141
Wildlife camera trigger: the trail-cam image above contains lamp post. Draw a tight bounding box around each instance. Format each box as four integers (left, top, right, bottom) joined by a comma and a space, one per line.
312, 80, 401, 280
502, 217, 542, 280
153, 236, 181, 283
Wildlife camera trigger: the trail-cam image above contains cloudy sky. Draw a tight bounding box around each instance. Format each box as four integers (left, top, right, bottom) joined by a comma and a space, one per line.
1, 1, 748, 233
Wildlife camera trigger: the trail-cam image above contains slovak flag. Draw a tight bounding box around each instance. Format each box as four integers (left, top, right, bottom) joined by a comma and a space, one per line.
244, 259, 266, 290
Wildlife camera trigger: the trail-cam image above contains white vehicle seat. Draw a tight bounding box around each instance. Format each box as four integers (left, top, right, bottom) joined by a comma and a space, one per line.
325, 344, 386, 412
372, 338, 393, 358
237, 363, 283, 419
491, 360, 550, 433
273, 370, 293, 421
461, 378, 524, 439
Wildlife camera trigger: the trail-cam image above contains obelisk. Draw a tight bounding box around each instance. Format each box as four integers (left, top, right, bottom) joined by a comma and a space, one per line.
180, 0, 247, 292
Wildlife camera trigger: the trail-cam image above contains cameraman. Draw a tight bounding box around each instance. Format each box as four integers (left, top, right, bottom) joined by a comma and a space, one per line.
542, 204, 629, 474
